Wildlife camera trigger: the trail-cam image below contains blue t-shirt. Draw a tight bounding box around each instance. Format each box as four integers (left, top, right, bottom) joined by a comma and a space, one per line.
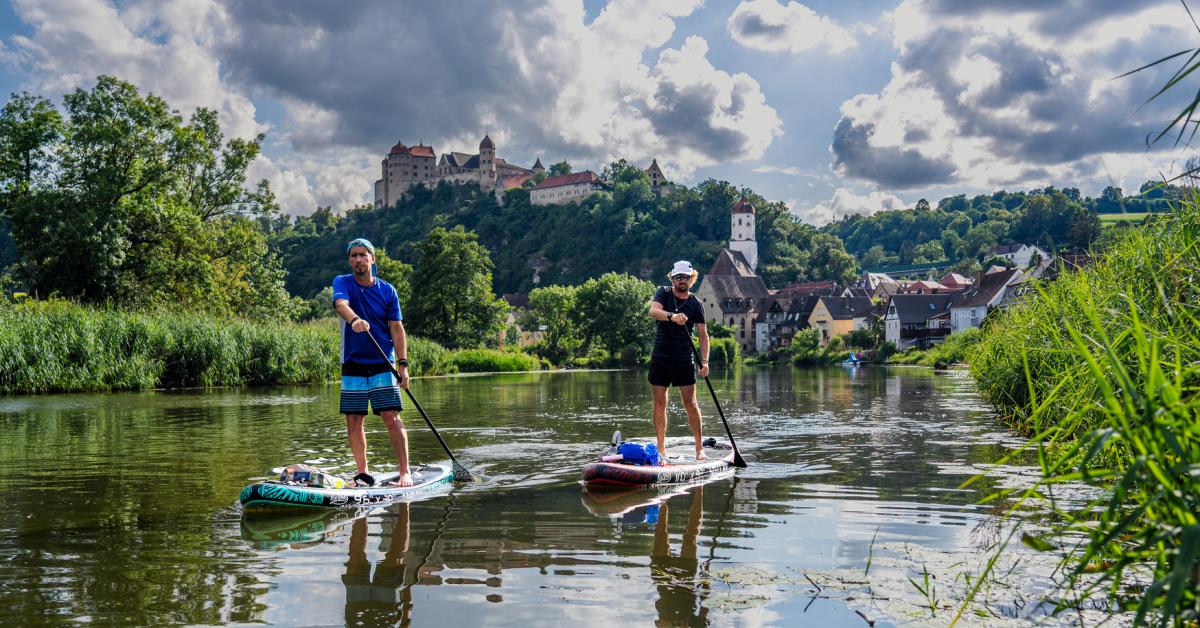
331, 275, 403, 365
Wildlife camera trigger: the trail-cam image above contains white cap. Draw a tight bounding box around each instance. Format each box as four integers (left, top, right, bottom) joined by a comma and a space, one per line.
669, 260, 694, 277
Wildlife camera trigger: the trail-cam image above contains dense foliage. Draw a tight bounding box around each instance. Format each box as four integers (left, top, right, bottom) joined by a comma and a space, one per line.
0, 77, 295, 319
267, 173, 861, 300
824, 187, 1111, 268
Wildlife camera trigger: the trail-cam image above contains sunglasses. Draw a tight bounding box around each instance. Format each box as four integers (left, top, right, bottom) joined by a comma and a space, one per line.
671, 274, 690, 280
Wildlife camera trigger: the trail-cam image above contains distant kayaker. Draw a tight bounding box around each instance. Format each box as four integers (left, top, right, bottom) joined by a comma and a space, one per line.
648, 260, 710, 462
332, 238, 413, 487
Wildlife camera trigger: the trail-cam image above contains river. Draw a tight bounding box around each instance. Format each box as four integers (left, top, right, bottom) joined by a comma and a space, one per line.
0, 366, 1120, 626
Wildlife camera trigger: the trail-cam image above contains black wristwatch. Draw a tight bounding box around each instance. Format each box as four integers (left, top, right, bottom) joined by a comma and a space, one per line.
396, 359, 409, 367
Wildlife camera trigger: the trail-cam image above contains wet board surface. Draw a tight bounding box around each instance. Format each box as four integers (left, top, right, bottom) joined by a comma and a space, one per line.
239, 464, 453, 514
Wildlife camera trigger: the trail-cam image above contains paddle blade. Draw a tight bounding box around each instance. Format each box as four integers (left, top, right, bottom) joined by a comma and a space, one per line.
733, 449, 749, 468
452, 461, 480, 483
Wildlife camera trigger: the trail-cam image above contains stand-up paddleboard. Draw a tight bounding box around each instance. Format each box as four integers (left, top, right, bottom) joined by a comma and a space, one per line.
240, 464, 453, 514
582, 453, 735, 487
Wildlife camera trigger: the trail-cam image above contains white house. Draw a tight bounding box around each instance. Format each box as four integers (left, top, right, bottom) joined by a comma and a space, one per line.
987, 243, 1050, 269
885, 294, 954, 350
529, 171, 604, 206
948, 268, 1023, 332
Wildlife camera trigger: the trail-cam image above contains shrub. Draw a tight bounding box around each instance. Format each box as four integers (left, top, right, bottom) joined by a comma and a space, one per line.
445, 348, 541, 373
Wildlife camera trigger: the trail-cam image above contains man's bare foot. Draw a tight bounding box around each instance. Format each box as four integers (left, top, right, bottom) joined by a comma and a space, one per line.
384, 472, 413, 487
695, 451, 708, 461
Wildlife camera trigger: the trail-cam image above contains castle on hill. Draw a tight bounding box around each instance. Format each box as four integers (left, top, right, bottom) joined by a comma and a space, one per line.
372, 134, 671, 208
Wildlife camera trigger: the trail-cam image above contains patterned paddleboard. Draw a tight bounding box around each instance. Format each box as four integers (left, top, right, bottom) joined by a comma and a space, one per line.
240, 464, 452, 514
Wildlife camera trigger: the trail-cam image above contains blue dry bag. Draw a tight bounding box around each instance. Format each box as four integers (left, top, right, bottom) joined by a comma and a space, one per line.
617, 442, 660, 466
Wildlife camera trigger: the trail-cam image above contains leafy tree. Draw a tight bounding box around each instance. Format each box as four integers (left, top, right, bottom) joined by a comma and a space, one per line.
911, 240, 945, 264
573, 272, 655, 361
861, 245, 898, 269
549, 161, 571, 176
373, 247, 413, 308
406, 225, 508, 349
0, 77, 284, 318
527, 284, 582, 362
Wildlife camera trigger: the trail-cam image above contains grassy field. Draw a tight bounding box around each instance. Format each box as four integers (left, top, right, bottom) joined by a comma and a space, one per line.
1098, 211, 1157, 224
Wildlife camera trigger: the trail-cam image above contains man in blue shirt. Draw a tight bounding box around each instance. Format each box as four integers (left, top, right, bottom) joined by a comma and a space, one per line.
332, 238, 413, 487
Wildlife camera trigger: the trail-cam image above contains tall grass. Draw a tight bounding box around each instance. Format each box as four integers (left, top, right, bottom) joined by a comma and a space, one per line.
892, 328, 981, 368
444, 348, 542, 373
0, 302, 464, 393
969, 196, 1200, 624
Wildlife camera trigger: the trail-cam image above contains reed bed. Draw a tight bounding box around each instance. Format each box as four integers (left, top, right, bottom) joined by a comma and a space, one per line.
0, 303, 458, 393
968, 197, 1200, 625
445, 348, 542, 373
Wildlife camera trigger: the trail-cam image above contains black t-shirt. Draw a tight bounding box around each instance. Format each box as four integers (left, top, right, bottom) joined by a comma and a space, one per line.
651, 287, 706, 363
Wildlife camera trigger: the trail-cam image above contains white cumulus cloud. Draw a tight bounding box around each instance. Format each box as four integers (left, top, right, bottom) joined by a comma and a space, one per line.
728, 0, 857, 55
793, 188, 907, 226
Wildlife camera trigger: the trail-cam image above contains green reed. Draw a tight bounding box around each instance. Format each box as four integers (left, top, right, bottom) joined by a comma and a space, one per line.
0, 303, 461, 393
968, 198, 1199, 625
445, 348, 542, 373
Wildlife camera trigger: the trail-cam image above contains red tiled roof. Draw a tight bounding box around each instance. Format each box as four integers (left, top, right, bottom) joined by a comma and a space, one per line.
480, 134, 495, 150
389, 141, 409, 155
732, 198, 754, 214
408, 144, 434, 158
531, 171, 600, 190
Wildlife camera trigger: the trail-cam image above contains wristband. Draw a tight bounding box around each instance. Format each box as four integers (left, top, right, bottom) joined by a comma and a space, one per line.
350, 316, 361, 325
397, 359, 409, 367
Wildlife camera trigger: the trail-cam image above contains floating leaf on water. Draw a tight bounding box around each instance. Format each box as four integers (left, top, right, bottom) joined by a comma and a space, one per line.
1020, 532, 1057, 552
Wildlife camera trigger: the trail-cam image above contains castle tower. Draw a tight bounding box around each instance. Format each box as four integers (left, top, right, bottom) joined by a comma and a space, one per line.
730, 198, 758, 272
532, 157, 545, 176
478, 134, 497, 189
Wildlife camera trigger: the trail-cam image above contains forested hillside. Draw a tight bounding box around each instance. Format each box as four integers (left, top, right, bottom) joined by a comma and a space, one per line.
821, 184, 1179, 268
269, 163, 859, 299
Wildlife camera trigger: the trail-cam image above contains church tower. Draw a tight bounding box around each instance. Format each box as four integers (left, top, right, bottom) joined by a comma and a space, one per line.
730, 198, 758, 272
478, 134, 497, 189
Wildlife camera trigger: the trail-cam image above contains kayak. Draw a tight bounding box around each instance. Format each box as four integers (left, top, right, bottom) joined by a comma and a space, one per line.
239, 464, 453, 514
582, 453, 735, 487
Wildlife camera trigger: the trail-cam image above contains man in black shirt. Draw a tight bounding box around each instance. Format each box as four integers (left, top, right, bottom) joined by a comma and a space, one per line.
648, 260, 710, 462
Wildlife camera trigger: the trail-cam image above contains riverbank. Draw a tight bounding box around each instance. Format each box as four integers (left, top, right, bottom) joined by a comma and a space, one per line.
967, 199, 1200, 623
0, 302, 548, 394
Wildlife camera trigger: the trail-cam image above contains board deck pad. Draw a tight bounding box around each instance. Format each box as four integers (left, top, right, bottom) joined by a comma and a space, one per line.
240, 464, 453, 514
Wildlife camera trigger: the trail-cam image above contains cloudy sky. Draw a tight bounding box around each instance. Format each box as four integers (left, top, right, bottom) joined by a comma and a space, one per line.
0, 0, 1192, 224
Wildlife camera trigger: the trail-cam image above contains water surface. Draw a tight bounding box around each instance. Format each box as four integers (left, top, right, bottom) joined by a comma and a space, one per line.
0, 366, 1105, 625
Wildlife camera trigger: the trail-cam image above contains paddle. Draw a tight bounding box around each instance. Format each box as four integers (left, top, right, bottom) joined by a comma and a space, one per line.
361, 329, 478, 482
680, 323, 748, 468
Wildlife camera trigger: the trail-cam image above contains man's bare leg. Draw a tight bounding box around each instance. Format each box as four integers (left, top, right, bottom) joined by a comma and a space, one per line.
680, 385, 705, 460
652, 384, 670, 464
346, 414, 369, 474
380, 410, 412, 486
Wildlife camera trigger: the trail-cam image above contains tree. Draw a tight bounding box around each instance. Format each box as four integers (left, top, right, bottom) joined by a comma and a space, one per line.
549, 161, 571, 176
406, 226, 509, 349
373, 247, 413, 308
573, 272, 655, 362
0, 77, 285, 317
911, 240, 945, 264
915, 198, 931, 211
527, 284, 582, 362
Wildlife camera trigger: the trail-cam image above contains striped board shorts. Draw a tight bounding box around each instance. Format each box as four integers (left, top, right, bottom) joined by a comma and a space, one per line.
339, 371, 403, 415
